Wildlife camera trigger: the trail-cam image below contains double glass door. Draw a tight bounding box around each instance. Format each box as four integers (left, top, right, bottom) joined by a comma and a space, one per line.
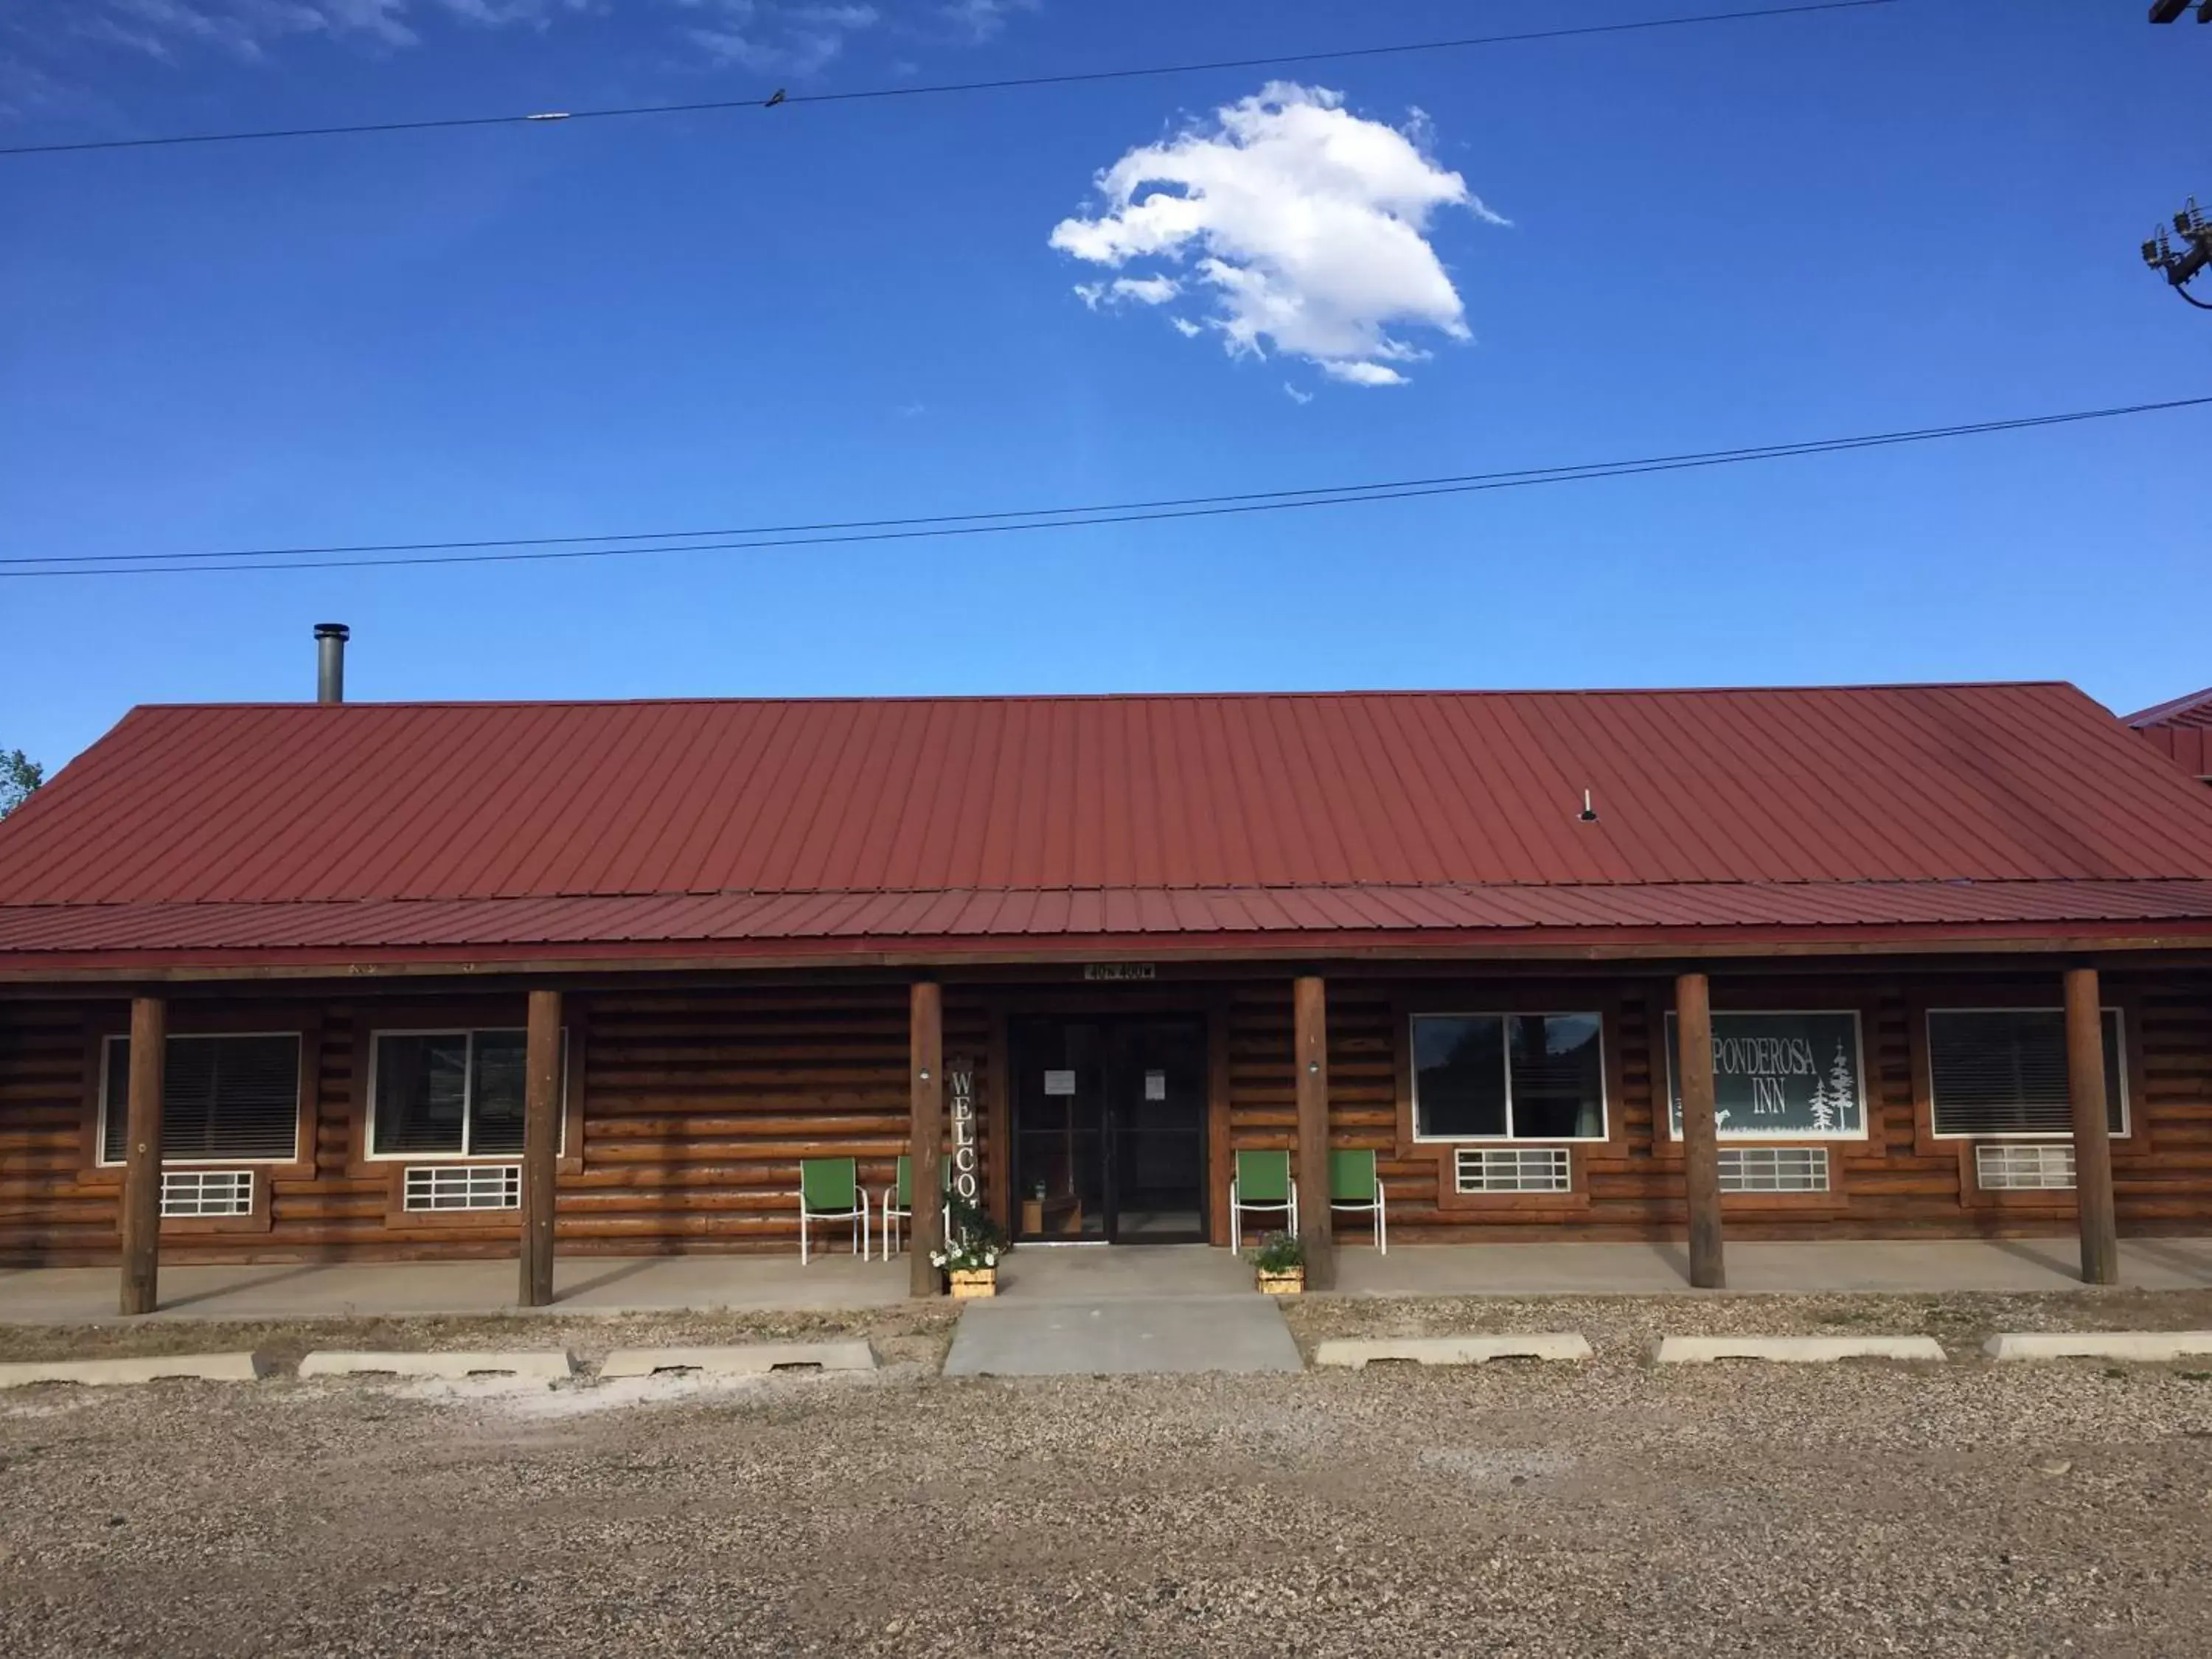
1009, 1015, 1207, 1244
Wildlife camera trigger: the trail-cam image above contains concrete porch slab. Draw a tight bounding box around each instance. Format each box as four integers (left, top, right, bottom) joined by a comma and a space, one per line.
1324, 1238, 2212, 1298
0, 1253, 905, 1324
6, 1237, 2211, 1329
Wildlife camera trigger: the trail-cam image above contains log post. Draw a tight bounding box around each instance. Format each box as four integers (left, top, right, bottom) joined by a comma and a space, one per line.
909, 979, 946, 1298
1674, 971, 1726, 1290
518, 988, 563, 1309
119, 995, 167, 1317
2064, 965, 2119, 1287
1293, 973, 1335, 1290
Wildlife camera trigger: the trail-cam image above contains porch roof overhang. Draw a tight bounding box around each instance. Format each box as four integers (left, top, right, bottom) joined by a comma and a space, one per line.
6, 878, 2212, 982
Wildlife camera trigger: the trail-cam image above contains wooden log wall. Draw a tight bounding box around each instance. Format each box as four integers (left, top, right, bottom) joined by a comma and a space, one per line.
0, 967, 2207, 1264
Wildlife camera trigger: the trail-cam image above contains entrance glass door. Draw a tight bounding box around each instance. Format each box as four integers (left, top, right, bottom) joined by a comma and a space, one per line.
1010, 1015, 1207, 1244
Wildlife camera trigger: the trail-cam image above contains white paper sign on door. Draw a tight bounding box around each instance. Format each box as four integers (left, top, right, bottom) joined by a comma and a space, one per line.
1043, 1069, 1076, 1096
1144, 1070, 1166, 1100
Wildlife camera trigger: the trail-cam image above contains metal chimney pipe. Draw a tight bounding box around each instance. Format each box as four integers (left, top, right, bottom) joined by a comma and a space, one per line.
314, 623, 349, 704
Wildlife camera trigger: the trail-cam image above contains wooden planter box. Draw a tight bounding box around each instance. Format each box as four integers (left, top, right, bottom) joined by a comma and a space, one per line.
948, 1267, 998, 1300
1256, 1268, 1304, 1296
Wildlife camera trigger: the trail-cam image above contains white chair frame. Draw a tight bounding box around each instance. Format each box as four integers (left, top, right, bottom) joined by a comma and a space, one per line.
798, 1185, 869, 1266
1228, 1175, 1297, 1256
877, 1189, 953, 1261
1331, 1180, 1388, 1254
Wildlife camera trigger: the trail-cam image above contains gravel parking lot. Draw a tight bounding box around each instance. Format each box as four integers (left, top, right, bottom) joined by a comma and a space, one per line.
4, 1292, 2212, 1657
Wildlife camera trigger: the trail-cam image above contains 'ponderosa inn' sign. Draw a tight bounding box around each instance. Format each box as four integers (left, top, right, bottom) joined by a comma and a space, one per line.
1665, 1012, 1866, 1139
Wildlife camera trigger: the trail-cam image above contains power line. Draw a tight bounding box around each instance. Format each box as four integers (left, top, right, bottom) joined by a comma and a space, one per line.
6, 394, 2203, 580
9, 395, 2205, 572
0, 0, 1899, 159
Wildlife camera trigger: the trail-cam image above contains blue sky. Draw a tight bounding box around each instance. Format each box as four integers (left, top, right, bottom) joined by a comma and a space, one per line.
1, 0, 2206, 773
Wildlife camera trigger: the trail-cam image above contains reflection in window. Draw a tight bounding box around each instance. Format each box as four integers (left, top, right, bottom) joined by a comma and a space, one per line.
1413, 1013, 1606, 1141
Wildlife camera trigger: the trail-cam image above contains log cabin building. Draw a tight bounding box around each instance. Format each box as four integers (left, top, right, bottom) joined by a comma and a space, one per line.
5, 635, 2212, 1308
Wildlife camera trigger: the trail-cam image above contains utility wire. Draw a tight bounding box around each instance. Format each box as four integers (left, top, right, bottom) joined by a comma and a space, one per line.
0, 0, 1899, 159
5, 394, 2202, 580
9, 394, 2204, 571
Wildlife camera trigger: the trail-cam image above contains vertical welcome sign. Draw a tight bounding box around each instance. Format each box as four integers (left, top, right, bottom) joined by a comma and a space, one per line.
949, 1065, 980, 1203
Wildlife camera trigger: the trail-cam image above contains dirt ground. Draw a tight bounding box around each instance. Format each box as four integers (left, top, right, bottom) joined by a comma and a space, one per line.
4, 1291, 2212, 1656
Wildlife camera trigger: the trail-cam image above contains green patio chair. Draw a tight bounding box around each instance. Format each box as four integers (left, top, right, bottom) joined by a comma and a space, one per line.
797, 1156, 868, 1265
880, 1153, 953, 1262
1330, 1148, 1388, 1254
1230, 1149, 1296, 1254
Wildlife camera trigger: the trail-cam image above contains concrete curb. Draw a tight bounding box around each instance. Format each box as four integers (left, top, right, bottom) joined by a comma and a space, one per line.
1315, 1335, 1592, 1368
1984, 1331, 2212, 1363
599, 1342, 876, 1378
0, 1352, 263, 1388
1653, 1335, 1947, 1365
297, 1350, 574, 1381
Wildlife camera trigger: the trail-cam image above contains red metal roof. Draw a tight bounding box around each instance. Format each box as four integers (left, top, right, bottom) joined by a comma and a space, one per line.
2126, 686, 2212, 730
2127, 687, 2212, 780
6, 683, 2212, 970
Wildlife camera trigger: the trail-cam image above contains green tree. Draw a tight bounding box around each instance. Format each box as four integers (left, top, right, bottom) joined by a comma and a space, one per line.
0, 749, 44, 819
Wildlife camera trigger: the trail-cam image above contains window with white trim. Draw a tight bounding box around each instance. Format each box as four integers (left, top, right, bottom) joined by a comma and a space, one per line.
1412, 1013, 1607, 1141
369, 1029, 566, 1159
100, 1034, 302, 1166
1927, 1009, 2125, 1139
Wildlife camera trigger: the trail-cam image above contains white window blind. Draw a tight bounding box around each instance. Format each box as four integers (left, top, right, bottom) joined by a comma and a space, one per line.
1928, 1010, 2124, 1138
102, 1034, 301, 1165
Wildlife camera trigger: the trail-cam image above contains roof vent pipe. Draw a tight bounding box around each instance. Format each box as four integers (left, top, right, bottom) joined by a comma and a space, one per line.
314, 623, 349, 704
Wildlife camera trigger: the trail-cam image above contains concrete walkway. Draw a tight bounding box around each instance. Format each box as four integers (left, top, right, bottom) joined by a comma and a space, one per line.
946, 1245, 1301, 1376
4, 1237, 2208, 1324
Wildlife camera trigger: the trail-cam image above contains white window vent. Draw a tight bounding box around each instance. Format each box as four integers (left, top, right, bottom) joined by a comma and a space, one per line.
1455, 1147, 1572, 1194
1976, 1143, 2076, 1192
1719, 1147, 1829, 1194
161, 1169, 254, 1218
403, 1164, 521, 1212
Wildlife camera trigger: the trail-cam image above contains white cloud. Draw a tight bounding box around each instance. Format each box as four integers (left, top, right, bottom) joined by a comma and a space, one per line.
1321, 360, 1408, 387
1169, 316, 1203, 338
1283, 382, 1313, 406
942, 0, 1034, 41
1109, 274, 1177, 305
29, 0, 917, 74
681, 0, 877, 75
1074, 274, 1180, 309
1050, 81, 1503, 388
60, 0, 604, 61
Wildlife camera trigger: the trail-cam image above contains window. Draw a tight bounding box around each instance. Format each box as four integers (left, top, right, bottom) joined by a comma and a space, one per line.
1927, 1009, 2126, 1139
369, 1029, 564, 1159
1412, 1013, 1606, 1141
100, 1034, 301, 1165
